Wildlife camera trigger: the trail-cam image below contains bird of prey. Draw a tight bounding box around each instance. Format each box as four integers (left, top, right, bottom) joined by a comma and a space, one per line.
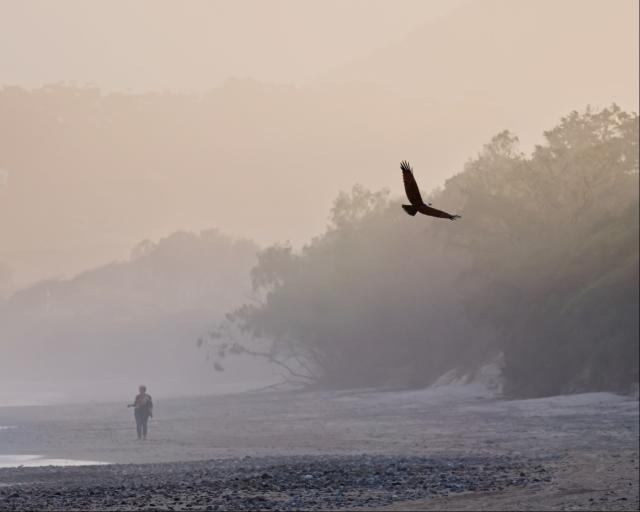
400, 161, 461, 220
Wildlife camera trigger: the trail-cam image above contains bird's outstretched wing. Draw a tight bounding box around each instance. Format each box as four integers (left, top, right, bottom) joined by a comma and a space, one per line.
400, 160, 423, 206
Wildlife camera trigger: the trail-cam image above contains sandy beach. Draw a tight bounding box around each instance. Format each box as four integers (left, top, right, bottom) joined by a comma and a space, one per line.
0, 385, 638, 510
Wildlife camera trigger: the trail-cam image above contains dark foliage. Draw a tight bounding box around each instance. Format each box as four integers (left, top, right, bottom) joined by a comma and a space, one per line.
208, 106, 638, 397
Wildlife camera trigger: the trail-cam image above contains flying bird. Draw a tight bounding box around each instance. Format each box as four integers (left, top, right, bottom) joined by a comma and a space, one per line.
400, 161, 461, 220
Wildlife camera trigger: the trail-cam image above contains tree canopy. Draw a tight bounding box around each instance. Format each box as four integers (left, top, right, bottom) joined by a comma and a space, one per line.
206, 106, 639, 397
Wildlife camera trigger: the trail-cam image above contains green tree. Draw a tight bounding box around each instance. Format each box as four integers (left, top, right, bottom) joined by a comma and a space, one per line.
208, 106, 639, 397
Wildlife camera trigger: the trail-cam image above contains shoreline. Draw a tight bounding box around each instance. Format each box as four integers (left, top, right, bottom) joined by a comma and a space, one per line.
0, 387, 637, 510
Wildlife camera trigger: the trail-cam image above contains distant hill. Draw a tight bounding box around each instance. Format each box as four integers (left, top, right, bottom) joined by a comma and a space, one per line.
1, 1, 637, 289
0, 230, 272, 404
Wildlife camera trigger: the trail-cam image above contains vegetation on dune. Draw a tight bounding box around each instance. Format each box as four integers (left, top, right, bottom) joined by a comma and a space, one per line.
208, 106, 639, 397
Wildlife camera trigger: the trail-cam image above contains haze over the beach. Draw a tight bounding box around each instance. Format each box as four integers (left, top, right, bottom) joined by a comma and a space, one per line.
1, 0, 637, 289
0, 8, 638, 508
0, 0, 637, 408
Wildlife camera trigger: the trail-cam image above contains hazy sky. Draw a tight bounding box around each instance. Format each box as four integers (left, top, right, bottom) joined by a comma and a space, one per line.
0, 0, 638, 289
0, 0, 462, 91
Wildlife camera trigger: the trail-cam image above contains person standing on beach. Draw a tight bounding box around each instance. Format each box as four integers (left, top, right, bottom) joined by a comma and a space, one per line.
128, 385, 153, 440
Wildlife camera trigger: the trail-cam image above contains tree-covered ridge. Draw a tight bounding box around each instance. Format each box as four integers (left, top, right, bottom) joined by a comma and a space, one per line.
0, 230, 259, 400
211, 106, 639, 397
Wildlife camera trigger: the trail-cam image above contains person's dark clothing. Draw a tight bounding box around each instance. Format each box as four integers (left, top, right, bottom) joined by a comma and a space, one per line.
132, 393, 153, 439
135, 410, 149, 439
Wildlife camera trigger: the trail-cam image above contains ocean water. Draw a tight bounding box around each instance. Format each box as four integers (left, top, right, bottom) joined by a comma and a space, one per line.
0, 453, 107, 468
0, 391, 69, 407
1, 425, 107, 468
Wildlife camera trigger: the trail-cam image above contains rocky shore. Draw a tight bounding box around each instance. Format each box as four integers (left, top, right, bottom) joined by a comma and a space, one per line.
0, 454, 543, 511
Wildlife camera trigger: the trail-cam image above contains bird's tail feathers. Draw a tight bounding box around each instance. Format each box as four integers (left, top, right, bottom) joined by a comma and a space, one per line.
402, 204, 419, 216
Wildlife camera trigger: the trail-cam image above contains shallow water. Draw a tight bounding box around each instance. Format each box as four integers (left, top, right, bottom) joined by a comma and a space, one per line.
0, 454, 107, 468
